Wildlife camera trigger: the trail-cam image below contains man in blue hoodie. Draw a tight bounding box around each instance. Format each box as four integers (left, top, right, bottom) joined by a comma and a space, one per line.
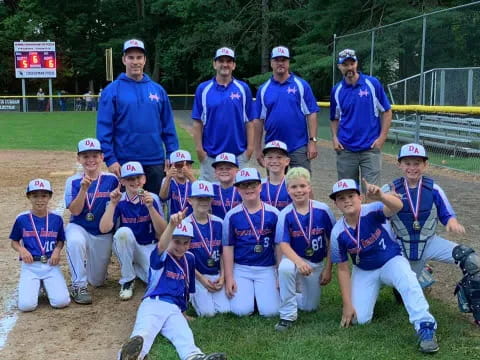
97, 39, 179, 194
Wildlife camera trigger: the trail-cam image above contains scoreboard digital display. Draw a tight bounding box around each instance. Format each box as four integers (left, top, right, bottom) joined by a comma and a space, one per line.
14, 42, 56, 78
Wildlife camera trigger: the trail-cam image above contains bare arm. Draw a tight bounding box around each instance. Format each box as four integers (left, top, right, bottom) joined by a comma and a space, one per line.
330, 119, 344, 150
245, 120, 255, 160
192, 120, 207, 162
338, 261, 356, 327
11, 240, 33, 264
279, 242, 313, 276
143, 192, 167, 237
306, 113, 319, 160
68, 176, 93, 215
371, 109, 392, 149
157, 209, 187, 253
363, 178, 402, 217
99, 187, 121, 233
159, 167, 174, 200
253, 118, 265, 167
223, 245, 237, 298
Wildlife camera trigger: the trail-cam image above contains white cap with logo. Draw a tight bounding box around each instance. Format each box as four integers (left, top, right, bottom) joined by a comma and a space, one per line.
189, 180, 214, 198
271, 46, 290, 59
214, 47, 235, 60
123, 39, 145, 53
121, 161, 145, 178
172, 221, 194, 238
234, 168, 262, 186
329, 179, 360, 200
211, 152, 238, 168
398, 143, 428, 160
170, 150, 194, 164
263, 140, 289, 155
77, 138, 102, 153
26, 178, 53, 194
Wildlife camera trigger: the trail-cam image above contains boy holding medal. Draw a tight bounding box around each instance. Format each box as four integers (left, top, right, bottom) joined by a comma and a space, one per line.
100, 161, 167, 300
223, 168, 280, 317
65, 138, 119, 304
211, 152, 241, 219
330, 178, 439, 353
10, 179, 70, 311
384, 143, 467, 289
160, 150, 195, 219
260, 140, 292, 211
118, 212, 226, 360
274, 167, 336, 331
186, 180, 230, 317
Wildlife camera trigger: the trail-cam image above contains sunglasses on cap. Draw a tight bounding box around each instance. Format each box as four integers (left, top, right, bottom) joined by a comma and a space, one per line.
237, 181, 260, 189
339, 49, 356, 58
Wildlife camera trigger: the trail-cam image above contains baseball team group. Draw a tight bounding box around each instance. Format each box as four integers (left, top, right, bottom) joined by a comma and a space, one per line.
9, 39, 480, 360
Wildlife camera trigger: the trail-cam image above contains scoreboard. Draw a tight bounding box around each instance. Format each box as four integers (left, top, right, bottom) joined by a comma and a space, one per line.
14, 41, 56, 78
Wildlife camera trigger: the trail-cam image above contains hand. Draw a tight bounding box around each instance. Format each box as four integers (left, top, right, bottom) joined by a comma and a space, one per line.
20, 248, 33, 264
340, 304, 357, 328
109, 185, 122, 205
213, 275, 224, 290
183, 313, 195, 322
370, 136, 386, 150
166, 165, 178, 179
80, 175, 93, 191
332, 136, 344, 151
446, 218, 466, 234
49, 248, 61, 266
183, 166, 195, 182
196, 149, 207, 163
363, 178, 382, 201
307, 141, 318, 160
256, 152, 265, 168
225, 277, 237, 298
143, 191, 154, 208
296, 259, 313, 276
320, 267, 332, 286
108, 162, 121, 178
169, 208, 188, 227
245, 147, 254, 161
202, 277, 218, 293
164, 160, 171, 172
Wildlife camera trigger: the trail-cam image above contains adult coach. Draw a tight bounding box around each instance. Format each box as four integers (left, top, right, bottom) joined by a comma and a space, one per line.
254, 46, 320, 172
192, 47, 255, 182
330, 49, 392, 187
97, 39, 179, 194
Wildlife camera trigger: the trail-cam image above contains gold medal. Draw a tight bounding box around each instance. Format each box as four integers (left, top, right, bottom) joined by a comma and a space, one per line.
137, 188, 145, 196
305, 247, 314, 257
413, 220, 421, 231
86, 212, 95, 221
254, 244, 264, 253
40, 255, 48, 264
207, 258, 216, 267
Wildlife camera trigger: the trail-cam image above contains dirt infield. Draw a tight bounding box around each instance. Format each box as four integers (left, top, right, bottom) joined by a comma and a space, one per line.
0, 144, 478, 359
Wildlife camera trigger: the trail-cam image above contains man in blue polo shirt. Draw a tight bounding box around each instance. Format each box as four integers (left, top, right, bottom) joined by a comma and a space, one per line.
330, 49, 392, 188
254, 46, 320, 172
192, 47, 255, 182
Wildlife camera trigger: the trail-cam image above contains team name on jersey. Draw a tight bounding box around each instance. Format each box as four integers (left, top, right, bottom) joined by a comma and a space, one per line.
165, 270, 186, 281
212, 199, 237, 207
121, 214, 151, 224
290, 227, 325, 238
234, 228, 273, 237
189, 240, 222, 249
23, 229, 59, 237
345, 228, 382, 255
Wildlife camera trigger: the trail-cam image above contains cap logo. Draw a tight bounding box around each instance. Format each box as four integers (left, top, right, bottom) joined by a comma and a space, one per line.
85, 139, 95, 147
278, 47, 286, 54
176, 152, 186, 159
272, 141, 280, 147
176, 224, 187, 232
408, 145, 420, 154
130, 40, 139, 46
127, 164, 136, 171
220, 154, 228, 160
35, 180, 45, 188
240, 170, 250, 177
337, 180, 348, 189
198, 183, 210, 192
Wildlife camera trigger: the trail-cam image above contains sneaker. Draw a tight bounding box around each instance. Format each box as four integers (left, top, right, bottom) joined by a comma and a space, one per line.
39, 281, 47, 298
275, 319, 295, 332
417, 322, 439, 353
418, 265, 436, 289
120, 335, 143, 360
187, 354, 227, 360
70, 286, 92, 305
119, 280, 135, 301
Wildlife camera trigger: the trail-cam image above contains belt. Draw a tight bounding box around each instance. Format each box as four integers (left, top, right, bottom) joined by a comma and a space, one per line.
32, 255, 49, 262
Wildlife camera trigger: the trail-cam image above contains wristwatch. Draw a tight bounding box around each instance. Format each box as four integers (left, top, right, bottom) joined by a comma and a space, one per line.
309, 137, 318, 142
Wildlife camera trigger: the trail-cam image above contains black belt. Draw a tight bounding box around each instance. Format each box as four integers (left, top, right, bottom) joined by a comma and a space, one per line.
32, 255, 49, 262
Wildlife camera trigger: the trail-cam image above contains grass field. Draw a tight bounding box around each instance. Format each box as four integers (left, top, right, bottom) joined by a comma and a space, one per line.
1, 112, 479, 359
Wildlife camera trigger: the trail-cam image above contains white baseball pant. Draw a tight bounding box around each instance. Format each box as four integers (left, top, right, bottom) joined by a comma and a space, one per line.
351, 255, 435, 331
230, 264, 280, 317
113, 227, 156, 285
278, 257, 325, 321
191, 274, 230, 317
125, 297, 203, 360
18, 262, 70, 312
408, 235, 457, 278
65, 223, 113, 287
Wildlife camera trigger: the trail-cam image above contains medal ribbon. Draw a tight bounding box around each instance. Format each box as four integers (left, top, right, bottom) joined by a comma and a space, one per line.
404, 177, 423, 222
172, 179, 189, 210
242, 203, 265, 244
291, 200, 313, 247
84, 174, 102, 212
343, 212, 362, 256
266, 177, 285, 208
29, 212, 48, 256
191, 215, 214, 257
125, 192, 139, 204
218, 186, 237, 215
167, 253, 190, 299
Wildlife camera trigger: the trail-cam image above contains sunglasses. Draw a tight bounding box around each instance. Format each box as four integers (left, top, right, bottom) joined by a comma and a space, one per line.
338, 49, 356, 58
237, 181, 260, 189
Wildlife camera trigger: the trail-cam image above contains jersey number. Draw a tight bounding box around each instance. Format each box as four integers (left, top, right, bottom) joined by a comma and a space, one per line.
311, 237, 323, 251
378, 238, 386, 250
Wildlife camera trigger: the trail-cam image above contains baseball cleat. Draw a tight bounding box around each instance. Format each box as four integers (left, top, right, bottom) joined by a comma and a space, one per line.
120, 280, 135, 301
120, 335, 143, 360
187, 353, 227, 360
417, 322, 439, 353
275, 319, 295, 332
70, 286, 92, 305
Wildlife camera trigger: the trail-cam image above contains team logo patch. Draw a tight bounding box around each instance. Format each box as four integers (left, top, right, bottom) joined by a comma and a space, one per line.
287, 86, 297, 94
230, 92, 241, 100
358, 89, 369, 97
149, 93, 159, 102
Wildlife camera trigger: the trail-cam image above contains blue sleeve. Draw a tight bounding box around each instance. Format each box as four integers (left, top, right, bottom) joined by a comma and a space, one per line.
433, 184, 456, 225
56, 217, 66, 242
150, 249, 167, 270
159, 88, 179, 159
254, 87, 263, 120
275, 209, 289, 244
191, 84, 205, 121
325, 208, 336, 239
302, 80, 320, 114
374, 77, 391, 112
9, 217, 22, 241
152, 195, 165, 219
222, 211, 235, 246
330, 86, 338, 121
96, 83, 118, 166
330, 228, 348, 264
64, 177, 75, 209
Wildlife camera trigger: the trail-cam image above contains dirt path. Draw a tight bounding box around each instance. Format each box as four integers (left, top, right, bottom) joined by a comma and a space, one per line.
0, 141, 478, 359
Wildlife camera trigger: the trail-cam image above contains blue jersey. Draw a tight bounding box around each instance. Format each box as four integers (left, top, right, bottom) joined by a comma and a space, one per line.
211, 183, 242, 219
145, 249, 196, 312
223, 203, 279, 266
260, 178, 292, 211
330, 73, 391, 152
160, 178, 193, 218
275, 201, 336, 263
65, 172, 119, 235
10, 211, 65, 259
255, 74, 319, 152
186, 214, 223, 275
192, 77, 254, 157
114, 193, 164, 245
330, 202, 401, 271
